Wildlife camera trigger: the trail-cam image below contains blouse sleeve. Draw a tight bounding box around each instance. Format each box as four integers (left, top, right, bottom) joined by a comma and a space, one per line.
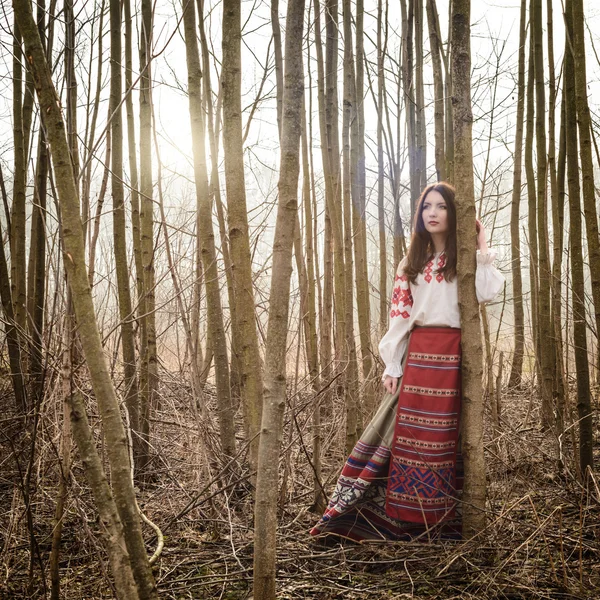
379, 257, 413, 379
476, 249, 505, 303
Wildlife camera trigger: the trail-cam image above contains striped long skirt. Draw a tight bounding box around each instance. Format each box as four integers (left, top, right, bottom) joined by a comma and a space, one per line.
310, 327, 463, 542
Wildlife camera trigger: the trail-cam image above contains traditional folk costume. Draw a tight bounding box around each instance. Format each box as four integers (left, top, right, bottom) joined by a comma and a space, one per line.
311, 250, 505, 542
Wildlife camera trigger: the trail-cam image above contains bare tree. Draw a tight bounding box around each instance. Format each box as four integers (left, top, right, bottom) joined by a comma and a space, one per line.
13, 3, 158, 596
253, 0, 305, 594
451, 0, 486, 536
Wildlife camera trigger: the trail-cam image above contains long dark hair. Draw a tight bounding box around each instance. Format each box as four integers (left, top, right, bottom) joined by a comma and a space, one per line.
404, 182, 457, 284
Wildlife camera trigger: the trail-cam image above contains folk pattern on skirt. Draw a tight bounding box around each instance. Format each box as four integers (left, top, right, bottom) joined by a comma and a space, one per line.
386, 327, 462, 524
310, 327, 463, 542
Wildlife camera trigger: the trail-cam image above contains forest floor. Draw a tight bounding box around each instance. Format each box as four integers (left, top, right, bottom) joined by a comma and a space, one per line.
1, 375, 599, 599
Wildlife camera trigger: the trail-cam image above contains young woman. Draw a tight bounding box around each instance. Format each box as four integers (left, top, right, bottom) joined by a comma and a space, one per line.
311, 182, 504, 542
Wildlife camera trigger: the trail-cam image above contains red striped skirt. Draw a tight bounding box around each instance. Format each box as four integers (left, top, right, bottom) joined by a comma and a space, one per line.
310, 327, 463, 542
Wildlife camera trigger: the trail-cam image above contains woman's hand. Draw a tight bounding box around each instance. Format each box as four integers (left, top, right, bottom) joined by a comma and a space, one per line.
476, 218, 488, 252
383, 375, 400, 395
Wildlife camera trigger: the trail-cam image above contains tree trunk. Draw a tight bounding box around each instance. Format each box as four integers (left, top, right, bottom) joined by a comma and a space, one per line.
325, 0, 347, 371
565, 0, 594, 474
253, 0, 304, 594
546, 0, 565, 427
69, 392, 139, 600
222, 0, 264, 468
13, 4, 158, 596
524, 20, 539, 388
451, 0, 486, 536
571, 0, 600, 395
353, 0, 374, 414
401, 0, 419, 217
197, 0, 241, 403
508, 0, 526, 388
11, 18, 27, 361
182, 0, 236, 457
377, 0, 387, 337
313, 0, 333, 393
532, 0, 554, 429
124, 0, 142, 452
426, 0, 445, 181
110, 0, 139, 460
139, 0, 158, 470
342, 0, 359, 452
0, 169, 27, 411
414, 0, 427, 189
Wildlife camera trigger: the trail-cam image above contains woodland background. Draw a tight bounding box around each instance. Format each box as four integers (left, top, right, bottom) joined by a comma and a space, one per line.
0, 0, 599, 598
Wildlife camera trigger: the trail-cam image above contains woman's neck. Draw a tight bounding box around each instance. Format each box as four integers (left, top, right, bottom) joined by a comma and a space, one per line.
430, 233, 447, 254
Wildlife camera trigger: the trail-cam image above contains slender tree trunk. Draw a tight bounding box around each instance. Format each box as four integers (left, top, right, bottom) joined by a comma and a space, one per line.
139, 0, 158, 469
377, 0, 387, 337
426, 0, 445, 181
508, 0, 526, 388
69, 393, 139, 600
353, 0, 373, 413
546, 0, 565, 427
325, 0, 347, 370
0, 170, 27, 411
566, 0, 594, 474
524, 19, 539, 387
313, 0, 333, 391
11, 18, 27, 357
124, 0, 142, 452
451, 0, 486, 536
13, 3, 158, 597
401, 0, 419, 216
222, 0, 264, 468
253, 0, 304, 593
198, 0, 241, 402
299, 92, 324, 512
571, 0, 600, 395
414, 0, 427, 189
342, 0, 359, 452
110, 0, 139, 460
553, 94, 567, 429
182, 0, 236, 457
443, 0, 454, 183
532, 0, 554, 428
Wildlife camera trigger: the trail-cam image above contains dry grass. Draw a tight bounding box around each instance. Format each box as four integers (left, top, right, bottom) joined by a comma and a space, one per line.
1, 373, 598, 599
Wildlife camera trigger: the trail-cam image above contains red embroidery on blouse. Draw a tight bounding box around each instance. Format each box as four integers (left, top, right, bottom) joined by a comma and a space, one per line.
424, 259, 434, 283
395, 272, 408, 282
390, 309, 410, 319
391, 286, 413, 307
436, 252, 446, 283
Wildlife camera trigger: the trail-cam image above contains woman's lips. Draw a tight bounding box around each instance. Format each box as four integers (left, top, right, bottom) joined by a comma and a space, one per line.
428, 221, 439, 225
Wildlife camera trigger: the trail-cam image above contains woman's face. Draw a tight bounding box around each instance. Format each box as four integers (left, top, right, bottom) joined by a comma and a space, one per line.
421, 190, 449, 236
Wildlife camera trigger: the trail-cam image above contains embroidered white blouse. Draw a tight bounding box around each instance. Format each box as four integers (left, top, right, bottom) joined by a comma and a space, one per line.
379, 250, 505, 379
